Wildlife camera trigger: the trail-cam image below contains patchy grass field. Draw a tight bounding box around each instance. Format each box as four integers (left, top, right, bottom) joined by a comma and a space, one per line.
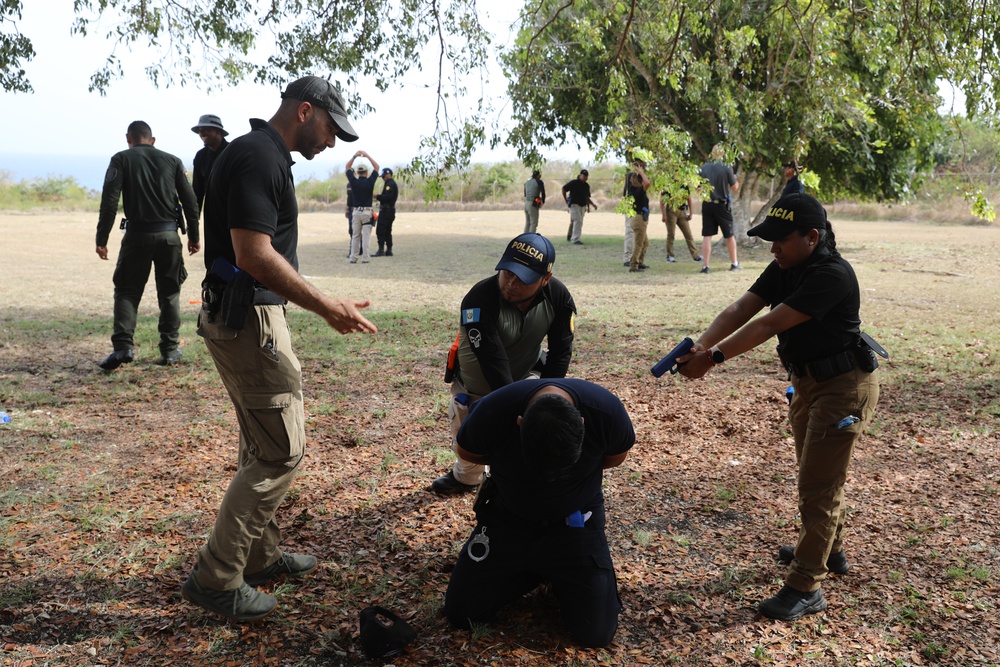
1, 208, 998, 666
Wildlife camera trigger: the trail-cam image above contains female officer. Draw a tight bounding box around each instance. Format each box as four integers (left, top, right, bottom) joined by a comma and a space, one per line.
678, 192, 879, 621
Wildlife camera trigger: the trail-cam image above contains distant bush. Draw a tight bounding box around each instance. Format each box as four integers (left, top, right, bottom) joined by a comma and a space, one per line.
0, 172, 98, 211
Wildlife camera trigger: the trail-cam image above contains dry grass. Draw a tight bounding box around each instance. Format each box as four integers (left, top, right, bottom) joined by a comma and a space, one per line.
1, 208, 999, 666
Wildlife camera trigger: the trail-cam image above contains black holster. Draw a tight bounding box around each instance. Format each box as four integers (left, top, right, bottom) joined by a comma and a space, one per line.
221, 270, 255, 330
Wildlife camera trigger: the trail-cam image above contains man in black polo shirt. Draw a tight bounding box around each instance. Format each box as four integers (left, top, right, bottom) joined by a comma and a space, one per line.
444, 378, 635, 647
94, 120, 200, 369
561, 169, 597, 245
190, 114, 229, 215
183, 76, 378, 623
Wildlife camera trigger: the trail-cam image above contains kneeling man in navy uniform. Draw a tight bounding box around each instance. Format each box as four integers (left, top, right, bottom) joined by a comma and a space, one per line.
444, 378, 635, 648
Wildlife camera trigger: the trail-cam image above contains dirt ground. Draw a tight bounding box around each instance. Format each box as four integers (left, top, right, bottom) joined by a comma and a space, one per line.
0, 208, 998, 666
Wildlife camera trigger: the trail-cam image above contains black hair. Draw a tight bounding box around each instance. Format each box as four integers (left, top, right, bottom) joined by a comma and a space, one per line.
799, 220, 837, 253
520, 393, 584, 476
127, 120, 152, 142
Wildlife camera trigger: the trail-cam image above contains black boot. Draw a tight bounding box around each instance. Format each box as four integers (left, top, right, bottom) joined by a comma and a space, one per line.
373, 246, 385, 257
385, 244, 393, 257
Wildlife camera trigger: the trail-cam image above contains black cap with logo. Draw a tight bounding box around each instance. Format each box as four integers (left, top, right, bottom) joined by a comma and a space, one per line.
281, 76, 359, 142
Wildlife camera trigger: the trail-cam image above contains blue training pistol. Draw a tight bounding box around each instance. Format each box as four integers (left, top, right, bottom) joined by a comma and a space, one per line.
651, 337, 695, 377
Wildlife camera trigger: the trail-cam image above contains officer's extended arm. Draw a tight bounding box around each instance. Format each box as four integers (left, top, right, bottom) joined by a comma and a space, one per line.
231, 227, 377, 334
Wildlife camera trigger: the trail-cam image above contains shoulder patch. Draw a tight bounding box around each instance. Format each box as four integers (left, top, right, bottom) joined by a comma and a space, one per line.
461, 308, 481, 325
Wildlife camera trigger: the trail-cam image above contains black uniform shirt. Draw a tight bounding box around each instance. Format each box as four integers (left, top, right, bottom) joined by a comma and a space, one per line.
561, 178, 591, 206
748, 245, 861, 364
192, 138, 229, 213
457, 378, 635, 525
96, 144, 199, 246
203, 119, 298, 275
626, 181, 649, 215
375, 177, 398, 208
457, 275, 576, 397
346, 171, 378, 207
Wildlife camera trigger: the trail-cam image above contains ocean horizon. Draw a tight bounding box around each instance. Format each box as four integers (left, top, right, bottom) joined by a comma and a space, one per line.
0, 153, 343, 192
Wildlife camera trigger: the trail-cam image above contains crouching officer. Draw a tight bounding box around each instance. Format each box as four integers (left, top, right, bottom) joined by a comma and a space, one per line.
677, 192, 882, 621
430, 233, 577, 494
444, 378, 635, 648
95, 120, 200, 369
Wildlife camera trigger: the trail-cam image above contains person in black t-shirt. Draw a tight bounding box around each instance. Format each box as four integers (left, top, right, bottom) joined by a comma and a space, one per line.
184, 76, 377, 624
190, 114, 229, 215
346, 151, 381, 263
444, 378, 634, 648
677, 192, 879, 622
373, 167, 398, 257
626, 165, 651, 272
560, 169, 597, 244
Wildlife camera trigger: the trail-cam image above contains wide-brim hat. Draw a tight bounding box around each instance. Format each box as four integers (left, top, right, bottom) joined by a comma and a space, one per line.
191, 114, 228, 136
747, 192, 828, 241
281, 75, 359, 142
495, 233, 555, 284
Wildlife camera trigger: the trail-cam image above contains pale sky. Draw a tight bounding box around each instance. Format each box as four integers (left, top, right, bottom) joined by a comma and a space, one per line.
1, 0, 594, 183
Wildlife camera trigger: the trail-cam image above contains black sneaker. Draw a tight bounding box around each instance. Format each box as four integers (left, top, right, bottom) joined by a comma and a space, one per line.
430, 471, 478, 495
730, 263, 743, 271
777, 545, 851, 574
572, 240, 584, 245
159, 348, 183, 366
98, 349, 134, 371
758, 585, 827, 621
699, 266, 710, 274
181, 573, 277, 621
244, 552, 318, 587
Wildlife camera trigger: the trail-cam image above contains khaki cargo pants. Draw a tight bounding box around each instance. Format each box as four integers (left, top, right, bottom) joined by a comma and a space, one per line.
786, 366, 879, 592
195, 304, 305, 590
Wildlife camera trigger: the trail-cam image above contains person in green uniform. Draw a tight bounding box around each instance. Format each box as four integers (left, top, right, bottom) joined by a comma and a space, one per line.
95, 120, 200, 369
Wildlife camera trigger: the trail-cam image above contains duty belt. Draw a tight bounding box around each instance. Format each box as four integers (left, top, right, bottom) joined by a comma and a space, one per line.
253, 288, 286, 306
127, 221, 178, 233
783, 349, 857, 382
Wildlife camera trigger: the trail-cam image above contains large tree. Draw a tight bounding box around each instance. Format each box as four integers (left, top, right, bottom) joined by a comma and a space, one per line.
503, 0, 999, 227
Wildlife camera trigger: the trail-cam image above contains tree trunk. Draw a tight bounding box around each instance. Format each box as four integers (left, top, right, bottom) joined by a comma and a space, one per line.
734, 169, 783, 246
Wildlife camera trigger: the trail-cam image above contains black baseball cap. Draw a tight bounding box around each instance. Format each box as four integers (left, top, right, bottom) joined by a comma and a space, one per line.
495, 233, 555, 284
579, 169, 589, 176
381, 167, 393, 176
747, 192, 828, 241
281, 76, 359, 142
